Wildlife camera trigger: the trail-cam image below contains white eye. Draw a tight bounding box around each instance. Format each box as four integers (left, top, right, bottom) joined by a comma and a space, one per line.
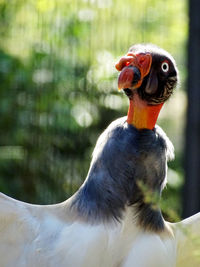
161, 62, 169, 72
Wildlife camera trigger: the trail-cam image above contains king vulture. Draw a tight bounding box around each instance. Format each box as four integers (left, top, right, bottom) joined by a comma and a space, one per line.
0, 44, 199, 267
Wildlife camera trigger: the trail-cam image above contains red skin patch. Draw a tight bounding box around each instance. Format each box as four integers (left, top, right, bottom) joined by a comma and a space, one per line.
116, 53, 152, 90
115, 53, 163, 130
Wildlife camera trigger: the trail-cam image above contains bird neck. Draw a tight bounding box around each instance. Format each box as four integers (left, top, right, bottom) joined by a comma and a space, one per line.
71, 163, 164, 231
70, 118, 169, 232
127, 93, 163, 130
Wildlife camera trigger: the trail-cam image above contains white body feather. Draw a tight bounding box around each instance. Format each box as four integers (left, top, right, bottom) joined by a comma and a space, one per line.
0, 192, 199, 267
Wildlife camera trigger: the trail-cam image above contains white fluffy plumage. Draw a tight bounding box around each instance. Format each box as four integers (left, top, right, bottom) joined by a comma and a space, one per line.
0, 118, 200, 267
0, 192, 200, 267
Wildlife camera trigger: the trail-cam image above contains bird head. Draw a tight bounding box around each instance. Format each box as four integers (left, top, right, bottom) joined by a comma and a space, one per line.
115, 44, 179, 130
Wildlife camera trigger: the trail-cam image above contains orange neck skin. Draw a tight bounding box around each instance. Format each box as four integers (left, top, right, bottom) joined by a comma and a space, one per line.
127, 93, 163, 130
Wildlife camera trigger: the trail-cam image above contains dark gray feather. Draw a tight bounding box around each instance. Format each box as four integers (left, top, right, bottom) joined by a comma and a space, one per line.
71, 117, 174, 231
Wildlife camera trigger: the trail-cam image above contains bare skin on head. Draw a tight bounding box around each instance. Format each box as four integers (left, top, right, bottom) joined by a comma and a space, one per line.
115, 44, 178, 130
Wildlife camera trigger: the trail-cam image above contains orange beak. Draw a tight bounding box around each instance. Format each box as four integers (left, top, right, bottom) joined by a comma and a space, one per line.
115, 53, 163, 130
115, 53, 152, 90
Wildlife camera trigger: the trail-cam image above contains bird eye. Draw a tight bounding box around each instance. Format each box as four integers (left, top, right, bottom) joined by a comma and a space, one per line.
161, 61, 169, 72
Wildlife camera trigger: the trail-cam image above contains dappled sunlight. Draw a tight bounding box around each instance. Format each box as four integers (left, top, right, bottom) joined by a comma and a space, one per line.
0, 0, 187, 221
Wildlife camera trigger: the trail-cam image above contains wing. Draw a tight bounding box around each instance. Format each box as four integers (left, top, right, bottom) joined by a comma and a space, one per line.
0, 193, 40, 266
173, 212, 200, 267
0, 193, 111, 267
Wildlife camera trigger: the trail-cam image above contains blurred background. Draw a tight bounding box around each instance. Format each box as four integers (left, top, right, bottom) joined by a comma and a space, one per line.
0, 0, 190, 221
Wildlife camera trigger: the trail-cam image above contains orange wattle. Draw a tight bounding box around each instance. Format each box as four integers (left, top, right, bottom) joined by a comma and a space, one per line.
127, 93, 163, 130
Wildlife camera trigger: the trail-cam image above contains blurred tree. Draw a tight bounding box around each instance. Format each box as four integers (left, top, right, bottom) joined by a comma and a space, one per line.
0, 0, 187, 221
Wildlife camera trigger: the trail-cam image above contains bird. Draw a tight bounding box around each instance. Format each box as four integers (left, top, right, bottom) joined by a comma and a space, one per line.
0, 43, 199, 267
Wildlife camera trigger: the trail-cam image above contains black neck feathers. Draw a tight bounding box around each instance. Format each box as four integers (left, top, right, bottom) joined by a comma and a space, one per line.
71, 117, 174, 232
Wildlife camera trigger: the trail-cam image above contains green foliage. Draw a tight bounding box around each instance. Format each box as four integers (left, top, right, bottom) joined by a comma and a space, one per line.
0, 0, 187, 220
